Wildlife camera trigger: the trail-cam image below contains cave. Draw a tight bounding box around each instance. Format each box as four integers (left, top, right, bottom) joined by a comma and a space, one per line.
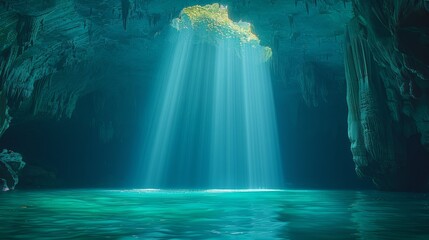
1, 0, 429, 239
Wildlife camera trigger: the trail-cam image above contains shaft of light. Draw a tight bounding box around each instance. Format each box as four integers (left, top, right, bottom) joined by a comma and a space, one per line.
140, 29, 282, 189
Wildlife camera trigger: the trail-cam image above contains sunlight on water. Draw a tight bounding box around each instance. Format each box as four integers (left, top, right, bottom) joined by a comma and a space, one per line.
204, 189, 284, 193
120, 189, 284, 193
140, 7, 282, 189
1, 190, 429, 239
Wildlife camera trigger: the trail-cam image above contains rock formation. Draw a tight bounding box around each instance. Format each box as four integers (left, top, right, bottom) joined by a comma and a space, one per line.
0, 90, 11, 136
0, 149, 25, 191
0, 0, 97, 123
345, 0, 429, 191
299, 61, 328, 107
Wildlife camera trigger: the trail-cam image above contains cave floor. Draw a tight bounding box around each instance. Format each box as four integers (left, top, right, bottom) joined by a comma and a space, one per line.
1, 189, 428, 239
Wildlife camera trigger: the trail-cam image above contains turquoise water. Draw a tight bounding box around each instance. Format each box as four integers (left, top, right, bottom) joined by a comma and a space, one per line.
1, 190, 429, 239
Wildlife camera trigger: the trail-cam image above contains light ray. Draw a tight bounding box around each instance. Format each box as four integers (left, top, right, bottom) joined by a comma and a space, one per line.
140, 4, 282, 189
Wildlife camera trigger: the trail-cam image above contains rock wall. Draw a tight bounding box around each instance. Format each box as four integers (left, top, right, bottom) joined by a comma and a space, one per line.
0, 90, 11, 136
0, 149, 25, 191
299, 61, 335, 107
345, 0, 429, 191
0, 0, 101, 126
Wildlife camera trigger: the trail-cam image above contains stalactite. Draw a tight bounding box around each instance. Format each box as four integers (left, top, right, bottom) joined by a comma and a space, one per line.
0, 46, 19, 88
288, 14, 294, 28
121, 0, 131, 30
299, 62, 328, 107
343, 12, 429, 190
16, 15, 41, 50
0, 91, 11, 137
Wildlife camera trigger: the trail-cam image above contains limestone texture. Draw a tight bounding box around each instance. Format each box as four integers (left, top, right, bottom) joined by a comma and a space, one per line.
0, 149, 25, 191
345, 0, 429, 190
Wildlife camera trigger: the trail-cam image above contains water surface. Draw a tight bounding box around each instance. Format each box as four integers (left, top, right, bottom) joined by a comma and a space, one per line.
1, 189, 429, 239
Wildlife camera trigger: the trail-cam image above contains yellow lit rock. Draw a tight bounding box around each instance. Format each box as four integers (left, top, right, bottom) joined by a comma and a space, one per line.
172, 3, 272, 61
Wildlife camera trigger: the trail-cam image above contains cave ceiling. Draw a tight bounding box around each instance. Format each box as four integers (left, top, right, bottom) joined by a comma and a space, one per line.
0, 0, 352, 121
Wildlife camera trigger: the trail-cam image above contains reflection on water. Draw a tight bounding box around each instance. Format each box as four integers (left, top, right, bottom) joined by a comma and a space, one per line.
0, 190, 428, 239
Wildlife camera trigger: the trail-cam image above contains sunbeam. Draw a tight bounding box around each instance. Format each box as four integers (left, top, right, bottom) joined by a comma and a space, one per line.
141, 4, 282, 189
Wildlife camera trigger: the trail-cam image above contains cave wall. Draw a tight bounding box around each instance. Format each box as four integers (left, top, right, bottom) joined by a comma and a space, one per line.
1, 0, 395, 189
345, 0, 429, 191
0, 0, 100, 124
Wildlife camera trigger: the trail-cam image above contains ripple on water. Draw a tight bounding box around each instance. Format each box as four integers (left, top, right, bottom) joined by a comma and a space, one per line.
0, 190, 429, 239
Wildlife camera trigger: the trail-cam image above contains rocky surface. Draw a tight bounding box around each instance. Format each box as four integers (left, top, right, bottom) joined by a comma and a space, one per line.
0, 90, 11, 136
345, 0, 429, 191
0, 149, 25, 191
